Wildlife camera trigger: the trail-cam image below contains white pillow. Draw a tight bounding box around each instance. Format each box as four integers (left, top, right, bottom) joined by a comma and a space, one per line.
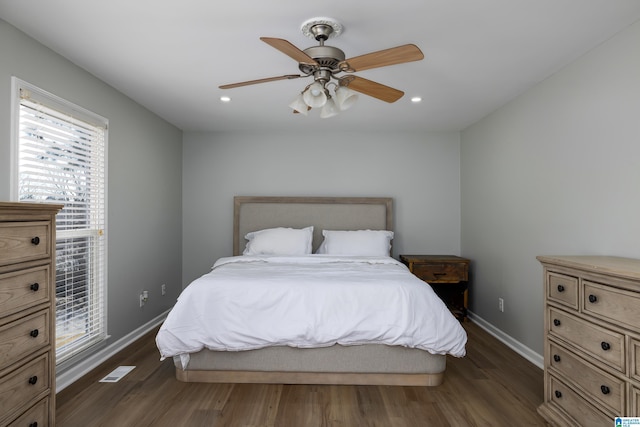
243, 226, 314, 256
316, 229, 394, 256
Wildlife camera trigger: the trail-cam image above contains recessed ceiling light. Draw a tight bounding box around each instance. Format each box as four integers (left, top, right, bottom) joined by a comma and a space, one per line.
411, 96, 422, 103
220, 96, 232, 102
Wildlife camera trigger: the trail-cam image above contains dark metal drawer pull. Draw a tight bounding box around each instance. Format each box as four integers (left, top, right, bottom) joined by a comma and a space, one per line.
30, 282, 40, 291
31, 236, 40, 245
29, 423, 38, 427
554, 390, 562, 398
553, 319, 561, 327
601, 385, 610, 395
557, 284, 565, 292
601, 341, 611, 351
553, 354, 561, 362
30, 329, 39, 338
588, 294, 598, 303
28, 376, 38, 385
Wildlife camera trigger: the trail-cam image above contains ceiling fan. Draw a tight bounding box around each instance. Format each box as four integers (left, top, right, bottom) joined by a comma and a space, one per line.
219, 17, 424, 117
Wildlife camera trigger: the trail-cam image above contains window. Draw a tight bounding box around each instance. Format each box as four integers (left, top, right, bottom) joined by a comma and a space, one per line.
12, 78, 108, 365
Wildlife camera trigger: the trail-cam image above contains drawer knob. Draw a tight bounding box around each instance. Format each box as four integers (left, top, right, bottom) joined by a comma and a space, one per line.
30, 329, 39, 338
31, 236, 40, 245
28, 375, 38, 385
601, 341, 611, 351
30, 282, 40, 291
553, 354, 561, 362
588, 294, 598, 303
557, 284, 565, 292
29, 423, 38, 427
554, 390, 562, 398
553, 319, 561, 327
601, 385, 610, 395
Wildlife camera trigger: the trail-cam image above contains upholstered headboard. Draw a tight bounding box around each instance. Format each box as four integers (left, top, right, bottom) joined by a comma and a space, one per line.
233, 196, 393, 256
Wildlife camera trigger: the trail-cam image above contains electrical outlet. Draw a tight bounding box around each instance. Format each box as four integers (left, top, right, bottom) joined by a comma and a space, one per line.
498, 297, 504, 312
140, 290, 149, 307
161, 284, 166, 296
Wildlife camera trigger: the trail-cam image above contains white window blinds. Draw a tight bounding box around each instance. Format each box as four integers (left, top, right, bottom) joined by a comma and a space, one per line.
15, 81, 108, 364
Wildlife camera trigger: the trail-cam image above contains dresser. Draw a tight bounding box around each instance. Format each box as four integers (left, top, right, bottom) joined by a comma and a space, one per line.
399, 255, 470, 321
538, 255, 640, 426
0, 202, 62, 427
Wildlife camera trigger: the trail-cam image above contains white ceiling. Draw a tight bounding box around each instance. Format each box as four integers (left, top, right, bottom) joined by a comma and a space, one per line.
2, 0, 640, 133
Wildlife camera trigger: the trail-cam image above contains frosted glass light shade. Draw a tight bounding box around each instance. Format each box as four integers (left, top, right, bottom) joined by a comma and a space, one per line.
320, 97, 339, 118
289, 93, 308, 115
335, 86, 358, 110
303, 83, 327, 108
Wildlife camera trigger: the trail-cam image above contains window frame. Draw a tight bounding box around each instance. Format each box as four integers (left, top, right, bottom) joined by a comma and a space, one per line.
10, 77, 109, 365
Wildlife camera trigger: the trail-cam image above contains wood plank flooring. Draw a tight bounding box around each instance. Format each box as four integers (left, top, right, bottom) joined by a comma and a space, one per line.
56, 321, 548, 426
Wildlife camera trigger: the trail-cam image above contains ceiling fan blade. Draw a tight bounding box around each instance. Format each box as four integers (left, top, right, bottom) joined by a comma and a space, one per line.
343, 76, 404, 103
260, 37, 319, 66
343, 44, 424, 72
219, 74, 303, 89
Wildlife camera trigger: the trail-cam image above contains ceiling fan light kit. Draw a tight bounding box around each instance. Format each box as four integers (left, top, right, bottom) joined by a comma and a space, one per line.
319, 97, 340, 119
302, 82, 328, 108
288, 94, 309, 116
220, 17, 424, 118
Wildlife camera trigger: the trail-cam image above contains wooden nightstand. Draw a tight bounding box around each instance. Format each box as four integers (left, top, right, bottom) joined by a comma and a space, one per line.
400, 255, 470, 321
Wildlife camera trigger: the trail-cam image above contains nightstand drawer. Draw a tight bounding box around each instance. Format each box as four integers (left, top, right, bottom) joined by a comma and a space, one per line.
411, 262, 468, 283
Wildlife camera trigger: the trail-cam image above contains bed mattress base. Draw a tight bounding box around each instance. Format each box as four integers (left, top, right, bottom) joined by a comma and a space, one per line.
173, 344, 447, 386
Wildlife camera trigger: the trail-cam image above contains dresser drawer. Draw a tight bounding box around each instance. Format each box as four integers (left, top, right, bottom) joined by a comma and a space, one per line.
549, 340, 625, 414
6, 396, 49, 427
0, 222, 51, 267
547, 271, 578, 310
0, 310, 50, 368
0, 266, 50, 318
410, 262, 468, 283
547, 374, 613, 427
582, 280, 640, 331
0, 354, 49, 422
630, 338, 640, 383
549, 308, 625, 372
632, 386, 640, 416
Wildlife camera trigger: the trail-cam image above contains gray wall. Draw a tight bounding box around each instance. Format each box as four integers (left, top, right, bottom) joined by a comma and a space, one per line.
0, 20, 183, 346
460, 19, 640, 355
182, 131, 462, 285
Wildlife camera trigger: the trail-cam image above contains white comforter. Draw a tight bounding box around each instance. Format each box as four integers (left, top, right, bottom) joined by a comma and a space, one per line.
156, 255, 467, 362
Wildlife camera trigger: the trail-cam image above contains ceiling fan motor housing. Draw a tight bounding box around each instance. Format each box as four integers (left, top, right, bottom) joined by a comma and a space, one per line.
299, 45, 345, 74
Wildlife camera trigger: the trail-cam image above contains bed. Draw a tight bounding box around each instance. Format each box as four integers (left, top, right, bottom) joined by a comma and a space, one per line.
156, 196, 467, 386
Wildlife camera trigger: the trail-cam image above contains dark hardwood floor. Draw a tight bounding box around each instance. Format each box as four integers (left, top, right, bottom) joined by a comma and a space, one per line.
56, 321, 548, 426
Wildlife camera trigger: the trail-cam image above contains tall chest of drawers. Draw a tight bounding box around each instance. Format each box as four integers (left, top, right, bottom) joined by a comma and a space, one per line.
537, 255, 640, 426
0, 202, 62, 427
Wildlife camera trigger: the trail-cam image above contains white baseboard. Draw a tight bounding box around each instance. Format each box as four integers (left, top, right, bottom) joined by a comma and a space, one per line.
56, 309, 170, 392
468, 311, 544, 369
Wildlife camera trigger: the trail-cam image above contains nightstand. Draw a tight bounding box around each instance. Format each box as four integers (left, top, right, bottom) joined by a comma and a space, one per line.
400, 255, 470, 321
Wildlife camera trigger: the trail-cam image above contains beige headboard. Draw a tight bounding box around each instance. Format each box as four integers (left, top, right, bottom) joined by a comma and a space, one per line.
233, 196, 393, 256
